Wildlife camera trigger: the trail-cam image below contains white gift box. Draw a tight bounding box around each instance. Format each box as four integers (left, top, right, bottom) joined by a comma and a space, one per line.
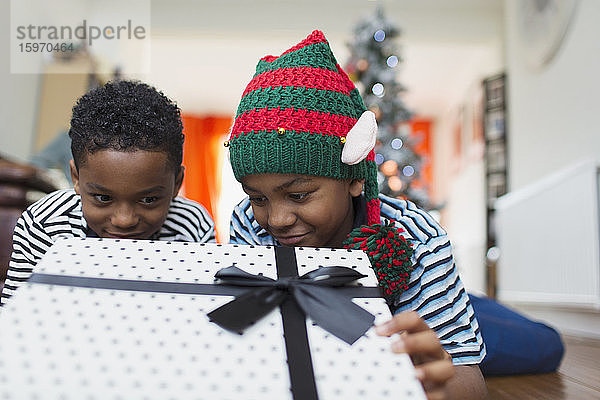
0, 238, 425, 400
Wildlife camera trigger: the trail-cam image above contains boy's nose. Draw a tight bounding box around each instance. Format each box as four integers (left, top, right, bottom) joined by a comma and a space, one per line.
111, 205, 139, 229
267, 204, 296, 229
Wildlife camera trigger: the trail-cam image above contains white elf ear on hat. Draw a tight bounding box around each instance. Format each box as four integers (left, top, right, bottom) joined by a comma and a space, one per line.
341, 111, 378, 165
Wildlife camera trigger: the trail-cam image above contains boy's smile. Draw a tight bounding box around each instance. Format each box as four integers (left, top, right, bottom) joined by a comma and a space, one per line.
241, 173, 363, 248
70, 149, 183, 239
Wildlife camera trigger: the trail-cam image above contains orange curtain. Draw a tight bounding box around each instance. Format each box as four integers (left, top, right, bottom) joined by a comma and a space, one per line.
181, 114, 232, 241
409, 118, 433, 195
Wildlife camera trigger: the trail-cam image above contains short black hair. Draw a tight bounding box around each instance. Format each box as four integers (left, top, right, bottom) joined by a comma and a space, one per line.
69, 80, 184, 172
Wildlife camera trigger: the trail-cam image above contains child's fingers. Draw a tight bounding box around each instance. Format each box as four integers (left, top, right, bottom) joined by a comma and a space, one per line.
375, 311, 428, 336
393, 329, 443, 358
415, 358, 455, 385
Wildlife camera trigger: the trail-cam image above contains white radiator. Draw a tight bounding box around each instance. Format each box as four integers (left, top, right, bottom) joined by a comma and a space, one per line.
495, 159, 600, 310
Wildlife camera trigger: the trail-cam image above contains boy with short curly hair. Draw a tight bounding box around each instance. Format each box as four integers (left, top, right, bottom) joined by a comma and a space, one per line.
228, 30, 487, 399
2, 80, 215, 305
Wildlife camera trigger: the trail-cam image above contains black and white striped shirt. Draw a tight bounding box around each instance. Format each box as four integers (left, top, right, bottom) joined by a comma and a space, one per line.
229, 193, 486, 365
2, 189, 215, 305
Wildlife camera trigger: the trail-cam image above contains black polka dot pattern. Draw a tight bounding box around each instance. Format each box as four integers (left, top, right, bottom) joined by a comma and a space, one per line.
0, 238, 425, 399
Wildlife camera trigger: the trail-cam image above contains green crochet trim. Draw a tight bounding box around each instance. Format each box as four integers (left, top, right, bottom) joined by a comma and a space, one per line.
229, 130, 372, 182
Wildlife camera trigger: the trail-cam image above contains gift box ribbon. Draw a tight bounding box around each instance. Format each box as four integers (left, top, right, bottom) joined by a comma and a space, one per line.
28, 246, 383, 400
207, 262, 376, 345
209, 246, 382, 399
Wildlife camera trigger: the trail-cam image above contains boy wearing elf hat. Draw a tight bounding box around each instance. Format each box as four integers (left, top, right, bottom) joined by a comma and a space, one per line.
228, 30, 487, 399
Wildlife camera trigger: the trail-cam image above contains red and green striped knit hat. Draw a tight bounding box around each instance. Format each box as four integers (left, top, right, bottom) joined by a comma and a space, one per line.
227, 30, 414, 303
226, 30, 381, 225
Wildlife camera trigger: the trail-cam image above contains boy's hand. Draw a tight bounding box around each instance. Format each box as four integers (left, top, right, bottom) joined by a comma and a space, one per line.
376, 311, 455, 400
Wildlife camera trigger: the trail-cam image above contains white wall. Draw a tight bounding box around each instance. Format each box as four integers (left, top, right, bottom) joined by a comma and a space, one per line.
433, 63, 504, 294
501, 0, 600, 338
442, 159, 487, 294
0, 0, 41, 162
505, 0, 600, 191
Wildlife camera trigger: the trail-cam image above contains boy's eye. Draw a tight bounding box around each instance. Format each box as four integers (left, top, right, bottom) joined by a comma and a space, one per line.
140, 196, 159, 205
289, 192, 309, 201
248, 196, 266, 206
93, 194, 112, 203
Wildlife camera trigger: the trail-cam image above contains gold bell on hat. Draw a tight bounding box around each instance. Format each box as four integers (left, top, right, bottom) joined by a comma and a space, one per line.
277, 127, 286, 135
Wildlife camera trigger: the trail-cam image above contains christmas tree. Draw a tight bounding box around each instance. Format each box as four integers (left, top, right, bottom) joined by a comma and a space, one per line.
346, 8, 433, 209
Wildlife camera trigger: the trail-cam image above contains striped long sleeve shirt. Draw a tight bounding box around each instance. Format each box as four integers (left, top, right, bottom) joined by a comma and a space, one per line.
229, 193, 485, 365
1, 189, 215, 305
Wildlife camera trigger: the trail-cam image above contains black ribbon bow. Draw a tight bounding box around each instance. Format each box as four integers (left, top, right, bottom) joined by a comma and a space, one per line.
207, 265, 376, 345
